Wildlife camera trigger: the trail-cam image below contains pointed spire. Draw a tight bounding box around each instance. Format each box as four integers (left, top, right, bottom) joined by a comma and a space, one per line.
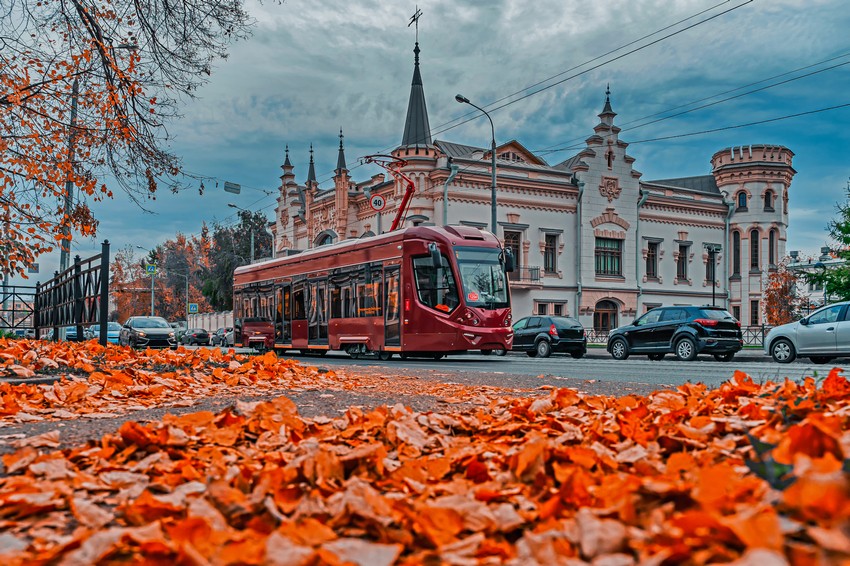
307, 144, 316, 184
600, 84, 616, 117
336, 128, 347, 172
283, 144, 292, 167
401, 41, 432, 147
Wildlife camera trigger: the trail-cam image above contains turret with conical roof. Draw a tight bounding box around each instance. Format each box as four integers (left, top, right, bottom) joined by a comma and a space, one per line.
336, 129, 347, 173
400, 42, 432, 148
598, 84, 617, 126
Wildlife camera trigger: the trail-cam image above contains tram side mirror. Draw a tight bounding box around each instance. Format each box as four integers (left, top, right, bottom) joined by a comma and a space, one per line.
428, 242, 441, 270
502, 248, 515, 273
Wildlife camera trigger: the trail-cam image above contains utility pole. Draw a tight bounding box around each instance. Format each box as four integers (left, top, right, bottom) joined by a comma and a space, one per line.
59, 77, 79, 273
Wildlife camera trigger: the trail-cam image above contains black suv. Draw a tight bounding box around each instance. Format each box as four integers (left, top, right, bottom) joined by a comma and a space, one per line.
511, 315, 587, 358
607, 306, 742, 361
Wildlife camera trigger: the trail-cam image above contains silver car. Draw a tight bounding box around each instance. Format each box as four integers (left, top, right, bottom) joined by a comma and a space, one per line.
764, 301, 850, 364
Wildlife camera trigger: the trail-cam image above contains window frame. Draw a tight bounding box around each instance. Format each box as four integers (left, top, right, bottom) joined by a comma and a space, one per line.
594, 237, 623, 276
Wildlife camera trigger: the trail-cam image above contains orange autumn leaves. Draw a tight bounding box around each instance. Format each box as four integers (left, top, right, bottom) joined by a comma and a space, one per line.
0, 352, 848, 565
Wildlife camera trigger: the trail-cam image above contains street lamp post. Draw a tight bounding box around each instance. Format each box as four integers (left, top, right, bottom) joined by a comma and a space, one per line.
136, 245, 155, 316
704, 243, 722, 306
455, 94, 497, 235
228, 203, 255, 263
814, 261, 828, 305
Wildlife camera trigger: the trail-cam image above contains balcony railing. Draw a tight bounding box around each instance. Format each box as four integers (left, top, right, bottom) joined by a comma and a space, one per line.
508, 266, 541, 284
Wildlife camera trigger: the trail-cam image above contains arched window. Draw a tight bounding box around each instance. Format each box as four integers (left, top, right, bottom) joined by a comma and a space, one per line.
593, 300, 619, 332
315, 232, 335, 247
732, 231, 741, 275
750, 229, 760, 270
737, 192, 748, 209
769, 229, 777, 266
764, 191, 774, 211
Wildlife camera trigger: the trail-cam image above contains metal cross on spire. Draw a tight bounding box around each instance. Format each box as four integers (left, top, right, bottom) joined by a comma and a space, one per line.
408, 6, 422, 42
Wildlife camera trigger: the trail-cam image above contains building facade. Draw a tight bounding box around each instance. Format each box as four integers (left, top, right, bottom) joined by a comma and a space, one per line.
270, 40, 796, 331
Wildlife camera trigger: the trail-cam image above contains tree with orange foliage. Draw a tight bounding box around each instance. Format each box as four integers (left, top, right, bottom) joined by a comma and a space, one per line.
1, 0, 257, 276
764, 260, 801, 325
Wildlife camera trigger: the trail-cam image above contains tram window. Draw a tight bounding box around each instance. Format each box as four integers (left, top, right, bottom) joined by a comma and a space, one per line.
292, 286, 306, 320
413, 254, 459, 313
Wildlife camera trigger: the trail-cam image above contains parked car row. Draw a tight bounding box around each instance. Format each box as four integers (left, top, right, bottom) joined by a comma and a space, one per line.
506, 305, 743, 362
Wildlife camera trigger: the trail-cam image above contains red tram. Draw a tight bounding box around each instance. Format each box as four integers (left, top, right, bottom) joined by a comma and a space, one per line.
232, 225, 514, 359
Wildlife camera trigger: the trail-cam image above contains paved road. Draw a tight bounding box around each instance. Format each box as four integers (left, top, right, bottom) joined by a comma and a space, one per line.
276, 348, 846, 390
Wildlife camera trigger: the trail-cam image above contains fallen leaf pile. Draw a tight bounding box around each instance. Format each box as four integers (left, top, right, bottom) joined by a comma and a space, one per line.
1, 347, 849, 564
0, 339, 521, 423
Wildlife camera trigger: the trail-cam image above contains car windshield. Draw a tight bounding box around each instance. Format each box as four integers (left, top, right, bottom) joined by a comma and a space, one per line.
88, 322, 122, 331
454, 247, 509, 309
132, 318, 171, 329
551, 316, 581, 327
698, 309, 735, 320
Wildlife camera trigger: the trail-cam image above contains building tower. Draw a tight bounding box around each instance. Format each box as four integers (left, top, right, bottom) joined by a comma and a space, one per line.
713, 144, 796, 325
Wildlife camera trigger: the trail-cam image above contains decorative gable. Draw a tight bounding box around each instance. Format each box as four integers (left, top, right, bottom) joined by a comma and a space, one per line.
493, 140, 548, 166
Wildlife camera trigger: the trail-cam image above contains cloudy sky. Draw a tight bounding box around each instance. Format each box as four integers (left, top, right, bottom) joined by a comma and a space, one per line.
22, 0, 850, 283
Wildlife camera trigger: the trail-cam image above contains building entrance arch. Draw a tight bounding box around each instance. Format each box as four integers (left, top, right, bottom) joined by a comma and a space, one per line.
593, 300, 619, 332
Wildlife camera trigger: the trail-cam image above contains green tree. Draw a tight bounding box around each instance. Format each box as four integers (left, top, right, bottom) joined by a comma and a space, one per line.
202, 211, 272, 311
804, 190, 850, 302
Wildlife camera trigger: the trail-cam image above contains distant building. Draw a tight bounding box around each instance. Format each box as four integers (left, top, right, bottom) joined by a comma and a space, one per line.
270, 39, 795, 331
787, 246, 844, 313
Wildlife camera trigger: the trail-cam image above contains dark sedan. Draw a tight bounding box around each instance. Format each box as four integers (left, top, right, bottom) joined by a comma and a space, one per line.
511, 315, 587, 358
119, 316, 177, 349
180, 328, 211, 346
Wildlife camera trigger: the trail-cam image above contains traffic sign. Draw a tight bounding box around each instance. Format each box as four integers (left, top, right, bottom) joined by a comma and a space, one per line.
188, 303, 199, 314
369, 194, 387, 212
223, 181, 241, 194
145, 264, 157, 274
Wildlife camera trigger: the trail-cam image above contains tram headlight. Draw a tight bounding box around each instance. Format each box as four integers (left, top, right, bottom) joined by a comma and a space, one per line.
504, 312, 512, 327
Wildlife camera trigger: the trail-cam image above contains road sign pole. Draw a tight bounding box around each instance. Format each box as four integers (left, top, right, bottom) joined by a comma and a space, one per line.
150, 272, 155, 316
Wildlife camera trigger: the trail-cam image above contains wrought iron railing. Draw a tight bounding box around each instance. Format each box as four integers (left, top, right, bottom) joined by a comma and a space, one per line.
508, 266, 541, 284
34, 240, 110, 345
0, 285, 36, 334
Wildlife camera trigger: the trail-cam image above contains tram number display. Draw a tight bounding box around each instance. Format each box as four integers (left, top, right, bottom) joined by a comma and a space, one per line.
369, 194, 387, 212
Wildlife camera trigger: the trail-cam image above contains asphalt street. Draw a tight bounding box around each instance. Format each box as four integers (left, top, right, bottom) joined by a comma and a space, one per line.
277, 347, 845, 391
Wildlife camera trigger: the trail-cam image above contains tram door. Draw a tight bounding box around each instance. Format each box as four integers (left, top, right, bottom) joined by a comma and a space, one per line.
308, 279, 328, 344
277, 284, 291, 344
385, 266, 400, 346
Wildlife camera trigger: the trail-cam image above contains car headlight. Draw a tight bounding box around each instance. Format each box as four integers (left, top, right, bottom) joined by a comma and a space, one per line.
168, 332, 175, 338
136, 331, 146, 337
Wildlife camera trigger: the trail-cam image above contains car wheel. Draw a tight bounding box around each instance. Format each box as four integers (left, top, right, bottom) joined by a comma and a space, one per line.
675, 337, 697, 361
810, 356, 833, 364
771, 338, 796, 363
526, 350, 537, 358
610, 338, 629, 360
570, 350, 585, 359
535, 340, 552, 358
714, 352, 735, 362
648, 353, 665, 361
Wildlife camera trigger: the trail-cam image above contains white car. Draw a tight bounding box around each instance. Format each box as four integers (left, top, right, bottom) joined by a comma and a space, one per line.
764, 301, 850, 364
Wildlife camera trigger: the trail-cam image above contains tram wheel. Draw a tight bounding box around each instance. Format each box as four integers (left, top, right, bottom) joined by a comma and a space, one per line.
378, 351, 393, 361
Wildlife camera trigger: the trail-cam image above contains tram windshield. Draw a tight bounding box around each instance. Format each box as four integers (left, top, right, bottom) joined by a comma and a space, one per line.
454, 247, 510, 310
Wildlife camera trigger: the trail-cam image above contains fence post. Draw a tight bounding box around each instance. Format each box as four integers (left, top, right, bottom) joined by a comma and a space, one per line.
99, 240, 110, 346
73, 255, 83, 342
34, 282, 40, 339
51, 270, 59, 341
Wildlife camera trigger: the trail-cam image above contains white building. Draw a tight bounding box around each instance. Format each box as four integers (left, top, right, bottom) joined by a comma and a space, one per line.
271, 39, 795, 332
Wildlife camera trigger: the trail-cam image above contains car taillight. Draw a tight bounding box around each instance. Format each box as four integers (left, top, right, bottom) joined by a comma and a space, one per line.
549, 324, 558, 337
694, 318, 719, 327
736, 320, 742, 328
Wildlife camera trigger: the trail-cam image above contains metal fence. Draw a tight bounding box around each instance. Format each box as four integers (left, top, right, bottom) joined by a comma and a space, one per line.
586, 325, 772, 347
34, 241, 110, 345
0, 284, 37, 335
